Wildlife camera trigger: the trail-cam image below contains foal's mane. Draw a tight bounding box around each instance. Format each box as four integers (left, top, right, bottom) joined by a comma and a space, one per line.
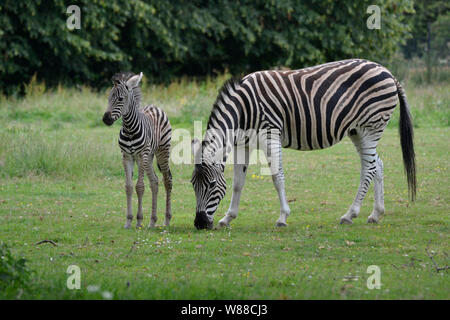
111, 71, 143, 107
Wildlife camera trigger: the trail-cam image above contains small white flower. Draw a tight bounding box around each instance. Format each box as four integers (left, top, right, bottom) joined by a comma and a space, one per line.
102, 291, 113, 300
87, 285, 100, 293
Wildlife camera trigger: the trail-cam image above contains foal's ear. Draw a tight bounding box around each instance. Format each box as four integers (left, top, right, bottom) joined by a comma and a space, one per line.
126, 72, 143, 89
191, 138, 201, 165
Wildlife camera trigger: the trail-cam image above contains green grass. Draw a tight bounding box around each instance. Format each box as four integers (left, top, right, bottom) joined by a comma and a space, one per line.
0, 76, 448, 299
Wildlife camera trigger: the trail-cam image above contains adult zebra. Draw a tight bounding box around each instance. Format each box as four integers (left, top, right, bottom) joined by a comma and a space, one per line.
191, 59, 416, 230
103, 72, 172, 229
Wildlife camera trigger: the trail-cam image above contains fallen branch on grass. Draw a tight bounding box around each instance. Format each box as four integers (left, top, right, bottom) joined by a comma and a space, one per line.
34, 239, 58, 247
426, 240, 449, 272
391, 263, 400, 270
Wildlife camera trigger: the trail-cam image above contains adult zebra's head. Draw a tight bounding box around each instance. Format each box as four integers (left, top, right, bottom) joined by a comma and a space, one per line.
103, 72, 143, 126
191, 138, 227, 230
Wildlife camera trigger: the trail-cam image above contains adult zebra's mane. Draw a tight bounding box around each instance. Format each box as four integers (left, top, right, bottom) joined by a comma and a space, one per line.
206, 76, 243, 130
197, 76, 243, 163
111, 71, 143, 107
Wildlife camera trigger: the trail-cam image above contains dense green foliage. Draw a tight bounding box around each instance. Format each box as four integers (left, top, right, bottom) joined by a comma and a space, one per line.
402, 0, 449, 59
0, 242, 33, 296
0, 0, 414, 95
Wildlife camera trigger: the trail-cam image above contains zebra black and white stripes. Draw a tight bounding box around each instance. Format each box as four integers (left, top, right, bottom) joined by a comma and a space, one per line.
191, 59, 416, 229
103, 72, 172, 229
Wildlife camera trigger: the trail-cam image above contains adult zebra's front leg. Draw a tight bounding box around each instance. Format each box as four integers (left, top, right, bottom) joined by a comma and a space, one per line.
340, 130, 384, 225
217, 146, 251, 228
262, 132, 291, 227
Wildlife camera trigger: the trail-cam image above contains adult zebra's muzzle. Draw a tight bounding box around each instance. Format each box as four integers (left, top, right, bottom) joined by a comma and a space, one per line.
194, 211, 213, 230
102, 112, 114, 126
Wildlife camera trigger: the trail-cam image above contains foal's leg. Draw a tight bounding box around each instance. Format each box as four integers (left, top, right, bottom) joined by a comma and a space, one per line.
156, 147, 172, 227
217, 146, 251, 228
262, 133, 290, 227
340, 130, 379, 225
135, 154, 147, 229
122, 154, 135, 229
145, 155, 159, 228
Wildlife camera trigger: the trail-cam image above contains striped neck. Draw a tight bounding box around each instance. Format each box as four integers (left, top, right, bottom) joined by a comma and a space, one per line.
202, 109, 239, 167
122, 94, 142, 133
200, 78, 245, 167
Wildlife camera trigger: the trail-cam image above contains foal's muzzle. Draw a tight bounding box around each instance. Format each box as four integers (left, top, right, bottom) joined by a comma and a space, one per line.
102, 112, 114, 126
194, 211, 213, 230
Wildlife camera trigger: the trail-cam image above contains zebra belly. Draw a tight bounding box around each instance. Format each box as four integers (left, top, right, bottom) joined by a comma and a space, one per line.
281, 129, 345, 151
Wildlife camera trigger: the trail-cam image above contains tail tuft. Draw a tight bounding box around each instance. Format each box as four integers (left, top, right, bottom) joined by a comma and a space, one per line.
395, 79, 416, 202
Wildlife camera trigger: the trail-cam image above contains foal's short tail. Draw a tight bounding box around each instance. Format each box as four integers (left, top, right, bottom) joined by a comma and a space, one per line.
395, 79, 416, 202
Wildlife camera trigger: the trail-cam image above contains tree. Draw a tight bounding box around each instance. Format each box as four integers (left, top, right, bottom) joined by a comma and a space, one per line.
0, 0, 414, 95
401, 0, 449, 82
402, 0, 449, 58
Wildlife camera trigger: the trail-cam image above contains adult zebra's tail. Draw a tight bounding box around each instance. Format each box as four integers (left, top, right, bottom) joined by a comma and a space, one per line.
395, 79, 416, 202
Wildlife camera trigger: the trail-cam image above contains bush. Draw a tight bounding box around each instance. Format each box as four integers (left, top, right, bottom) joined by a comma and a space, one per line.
0, 242, 33, 297
0, 0, 414, 95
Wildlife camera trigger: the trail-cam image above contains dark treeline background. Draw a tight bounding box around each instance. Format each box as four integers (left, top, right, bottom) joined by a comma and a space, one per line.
0, 0, 448, 95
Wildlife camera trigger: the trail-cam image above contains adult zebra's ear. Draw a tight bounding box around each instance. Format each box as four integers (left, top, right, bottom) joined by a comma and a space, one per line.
126, 72, 143, 89
210, 145, 226, 167
191, 138, 202, 166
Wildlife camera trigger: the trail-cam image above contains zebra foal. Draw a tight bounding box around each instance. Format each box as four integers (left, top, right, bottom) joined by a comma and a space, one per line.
103, 72, 172, 229
191, 59, 416, 229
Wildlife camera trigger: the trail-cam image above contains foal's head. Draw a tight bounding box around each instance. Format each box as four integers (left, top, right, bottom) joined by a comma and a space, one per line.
103, 72, 142, 126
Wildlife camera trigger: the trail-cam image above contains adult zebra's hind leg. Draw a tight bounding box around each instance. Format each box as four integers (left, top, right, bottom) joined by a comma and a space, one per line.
340, 129, 383, 225
368, 155, 385, 223
156, 146, 172, 227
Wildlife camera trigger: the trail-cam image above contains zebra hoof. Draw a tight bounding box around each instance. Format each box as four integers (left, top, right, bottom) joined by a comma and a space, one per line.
339, 217, 353, 225
217, 220, 230, 229
124, 222, 132, 229
276, 221, 287, 227
367, 216, 379, 224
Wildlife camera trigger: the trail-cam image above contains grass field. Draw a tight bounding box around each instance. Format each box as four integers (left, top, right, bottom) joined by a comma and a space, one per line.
0, 75, 448, 299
